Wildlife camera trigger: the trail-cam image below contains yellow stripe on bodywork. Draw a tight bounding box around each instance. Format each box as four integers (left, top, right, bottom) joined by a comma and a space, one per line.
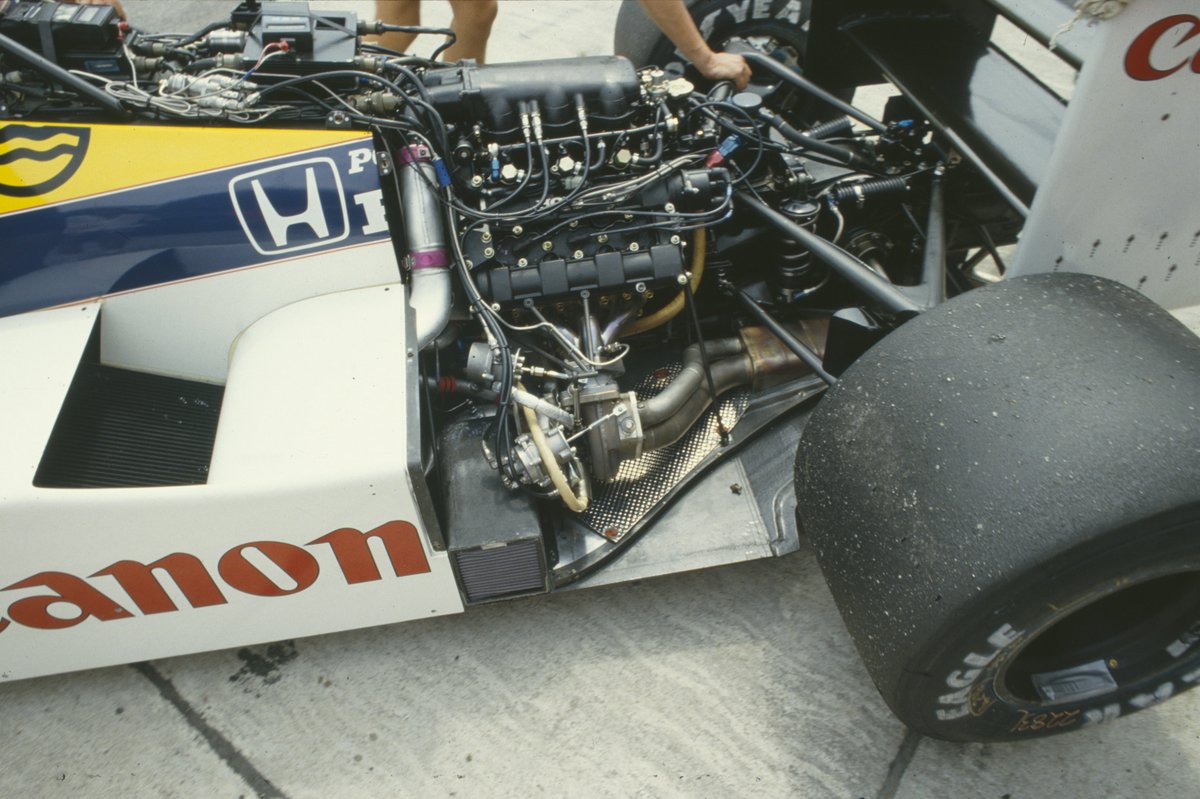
0, 123, 370, 214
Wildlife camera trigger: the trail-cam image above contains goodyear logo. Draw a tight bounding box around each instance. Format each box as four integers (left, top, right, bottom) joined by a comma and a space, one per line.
0, 124, 91, 197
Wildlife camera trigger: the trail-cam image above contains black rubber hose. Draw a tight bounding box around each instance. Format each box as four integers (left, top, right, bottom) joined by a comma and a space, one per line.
761, 109, 875, 171
805, 116, 854, 140
176, 20, 229, 47
832, 176, 909, 207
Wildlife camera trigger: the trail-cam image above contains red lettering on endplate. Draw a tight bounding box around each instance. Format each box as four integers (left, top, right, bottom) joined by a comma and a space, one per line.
1125, 14, 1200, 81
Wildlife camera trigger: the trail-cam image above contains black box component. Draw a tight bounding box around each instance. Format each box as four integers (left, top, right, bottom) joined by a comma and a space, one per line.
0, 1, 118, 50
240, 2, 357, 73
441, 419, 550, 603
260, 6, 315, 53
0, 0, 123, 73
475, 244, 684, 306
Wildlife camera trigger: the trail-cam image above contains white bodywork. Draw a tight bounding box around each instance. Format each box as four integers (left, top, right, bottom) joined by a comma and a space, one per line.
1011, 2, 1200, 310
0, 282, 462, 681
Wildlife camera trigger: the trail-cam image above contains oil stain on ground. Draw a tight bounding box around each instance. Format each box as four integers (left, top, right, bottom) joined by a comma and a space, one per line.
229, 641, 299, 694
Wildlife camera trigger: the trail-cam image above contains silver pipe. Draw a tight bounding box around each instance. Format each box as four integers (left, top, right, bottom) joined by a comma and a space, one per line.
637, 338, 744, 427
642, 357, 754, 451
398, 144, 452, 350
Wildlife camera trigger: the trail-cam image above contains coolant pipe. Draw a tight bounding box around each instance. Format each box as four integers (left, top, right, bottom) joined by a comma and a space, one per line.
398, 144, 452, 349
641, 357, 754, 451
637, 338, 746, 427
620, 229, 707, 337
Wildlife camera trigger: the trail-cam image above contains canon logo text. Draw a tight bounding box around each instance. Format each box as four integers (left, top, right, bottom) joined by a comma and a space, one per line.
0, 521, 429, 634
1125, 14, 1200, 81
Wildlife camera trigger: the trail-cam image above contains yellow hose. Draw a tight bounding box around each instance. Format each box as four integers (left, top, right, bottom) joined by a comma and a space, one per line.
521, 402, 588, 513
621, 228, 706, 337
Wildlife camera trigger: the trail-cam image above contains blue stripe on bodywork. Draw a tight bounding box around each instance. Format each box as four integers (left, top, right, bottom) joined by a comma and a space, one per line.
0, 141, 392, 318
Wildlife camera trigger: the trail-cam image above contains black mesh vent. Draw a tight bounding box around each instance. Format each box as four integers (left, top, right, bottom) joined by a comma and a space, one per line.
454, 540, 546, 602
34, 364, 223, 488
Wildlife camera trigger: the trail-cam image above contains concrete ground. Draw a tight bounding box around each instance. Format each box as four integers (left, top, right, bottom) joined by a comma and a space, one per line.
4, 2, 1200, 797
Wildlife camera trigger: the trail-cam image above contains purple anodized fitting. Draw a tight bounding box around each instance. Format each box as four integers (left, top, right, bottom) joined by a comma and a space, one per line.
411, 248, 451, 270
397, 144, 432, 166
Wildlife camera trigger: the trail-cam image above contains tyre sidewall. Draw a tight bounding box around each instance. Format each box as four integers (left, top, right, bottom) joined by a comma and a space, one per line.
894, 505, 1200, 742
623, 0, 811, 71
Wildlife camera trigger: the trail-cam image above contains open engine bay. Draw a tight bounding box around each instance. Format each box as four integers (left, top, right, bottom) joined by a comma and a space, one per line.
0, 0, 1017, 597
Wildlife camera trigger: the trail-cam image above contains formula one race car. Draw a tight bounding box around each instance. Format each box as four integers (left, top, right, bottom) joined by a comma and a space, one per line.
0, 0, 1196, 743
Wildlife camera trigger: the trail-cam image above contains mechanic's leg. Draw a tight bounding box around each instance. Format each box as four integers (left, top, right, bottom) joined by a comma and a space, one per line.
442, 0, 498, 63
373, 0, 421, 54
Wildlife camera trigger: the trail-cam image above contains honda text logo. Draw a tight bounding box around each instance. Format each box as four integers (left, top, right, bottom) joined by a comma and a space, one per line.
229, 157, 350, 255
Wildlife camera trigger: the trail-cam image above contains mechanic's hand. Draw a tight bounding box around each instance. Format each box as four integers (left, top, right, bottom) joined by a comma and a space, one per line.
72, 0, 127, 20
694, 50, 751, 90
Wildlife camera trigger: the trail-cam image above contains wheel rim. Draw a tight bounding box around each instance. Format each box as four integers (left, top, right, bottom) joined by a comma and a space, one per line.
998, 569, 1200, 706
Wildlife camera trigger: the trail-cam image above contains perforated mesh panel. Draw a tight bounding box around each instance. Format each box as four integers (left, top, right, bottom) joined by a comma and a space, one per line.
581, 364, 750, 542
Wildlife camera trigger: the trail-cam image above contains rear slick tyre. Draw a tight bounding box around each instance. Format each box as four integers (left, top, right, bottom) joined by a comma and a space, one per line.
795, 273, 1200, 742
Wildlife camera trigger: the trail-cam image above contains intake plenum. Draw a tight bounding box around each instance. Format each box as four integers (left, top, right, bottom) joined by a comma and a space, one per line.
421, 56, 640, 128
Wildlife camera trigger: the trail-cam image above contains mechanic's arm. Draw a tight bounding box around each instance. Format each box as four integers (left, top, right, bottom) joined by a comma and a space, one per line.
637, 0, 750, 89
